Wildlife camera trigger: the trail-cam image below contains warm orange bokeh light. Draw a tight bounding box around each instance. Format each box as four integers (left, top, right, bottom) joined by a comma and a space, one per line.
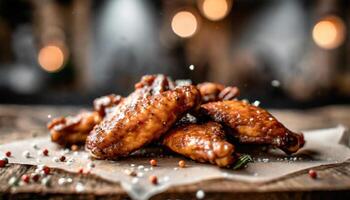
38, 45, 65, 72
202, 0, 229, 21
312, 16, 346, 50
171, 11, 198, 38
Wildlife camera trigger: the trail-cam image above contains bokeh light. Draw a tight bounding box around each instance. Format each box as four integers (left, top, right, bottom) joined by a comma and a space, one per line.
312, 16, 346, 50
171, 11, 198, 38
38, 45, 65, 72
201, 0, 230, 21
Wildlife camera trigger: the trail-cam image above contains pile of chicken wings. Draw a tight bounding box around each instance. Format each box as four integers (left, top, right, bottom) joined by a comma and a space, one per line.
47, 74, 305, 168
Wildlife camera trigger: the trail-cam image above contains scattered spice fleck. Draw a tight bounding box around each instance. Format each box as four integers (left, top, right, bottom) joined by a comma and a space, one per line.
308, 169, 317, 179
0, 159, 6, 167
150, 159, 157, 166
43, 166, 50, 175
31, 173, 40, 182
22, 151, 31, 158
42, 149, 49, 156
5, 151, 11, 157
21, 174, 30, 183
149, 175, 158, 185
59, 155, 66, 162
178, 160, 186, 168
78, 168, 84, 174
196, 190, 205, 199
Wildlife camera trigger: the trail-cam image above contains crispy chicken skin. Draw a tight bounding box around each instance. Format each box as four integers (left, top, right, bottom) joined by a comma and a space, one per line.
163, 122, 235, 167
197, 82, 240, 103
86, 85, 201, 159
47, 111, 102, 146
200, 100, 305, 154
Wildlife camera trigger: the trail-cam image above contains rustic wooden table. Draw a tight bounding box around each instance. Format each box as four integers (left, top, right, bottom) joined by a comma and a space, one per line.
1, 105, 350, 200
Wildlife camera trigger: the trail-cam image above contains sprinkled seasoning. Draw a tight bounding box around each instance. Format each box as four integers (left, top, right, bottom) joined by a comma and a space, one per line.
8, 176, 18, 186
78, 168, 84, 174
5, 151, 11, 157
59, 155, 66, 162
178, 160, 186, 168
42, 149, 49, 156
149, 175, 158, 185
32, 143, 39, 149
22, 151, 31, 158
41, 176, 51, 186
42, 166, 50, 175
196, 190, 205, 199
75, 182, 85, 192
52, 157, 60, 162
31, 173, 40, 182
308, 170, 317, 179
58, 178, 67, 185
0, 159, 6, 167
252, 100, 260, 107
21, 174, 30, 183
150, 159, 157, 166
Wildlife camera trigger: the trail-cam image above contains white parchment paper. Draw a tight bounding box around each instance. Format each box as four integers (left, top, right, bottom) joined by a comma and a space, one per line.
0, 125, 349, 200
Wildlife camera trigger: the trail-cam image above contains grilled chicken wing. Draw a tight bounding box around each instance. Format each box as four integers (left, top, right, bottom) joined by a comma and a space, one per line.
47, 111, 102, 146
197, 82, 239, 103
86, 85, 201, 159
200, 100, 305, 154
48, 74, 173, 146
163, 122, 235, 167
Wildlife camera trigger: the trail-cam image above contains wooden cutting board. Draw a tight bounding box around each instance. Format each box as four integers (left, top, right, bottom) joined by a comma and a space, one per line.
1, 105, 350, 200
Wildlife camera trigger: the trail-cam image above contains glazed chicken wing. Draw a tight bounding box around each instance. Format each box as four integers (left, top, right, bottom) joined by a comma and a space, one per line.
47, 111, 102, 146
197, 82, 240, 103
86, 85, 201, 159
163, 121, 235, 167
200, 100, 305, 154
48, 74, 173, 146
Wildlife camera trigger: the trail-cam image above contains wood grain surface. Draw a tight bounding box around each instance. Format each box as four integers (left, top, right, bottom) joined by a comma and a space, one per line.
1, 105, 350, 200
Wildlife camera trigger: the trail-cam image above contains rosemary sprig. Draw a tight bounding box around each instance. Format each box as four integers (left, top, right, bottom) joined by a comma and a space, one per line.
233, 154, 253, 170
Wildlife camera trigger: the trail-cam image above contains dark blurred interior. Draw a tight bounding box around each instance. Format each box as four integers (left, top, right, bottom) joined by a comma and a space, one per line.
0, 0, 350, 108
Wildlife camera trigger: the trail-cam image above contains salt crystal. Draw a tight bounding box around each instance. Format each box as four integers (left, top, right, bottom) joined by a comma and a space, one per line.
58, 178, 66, 185
271, 80, 280, 87
41, 176, 51, 186
252, 100, 260, 107
196, 190, 205, 199
8, 177, 18, 186
66, 178, 73, 183
75, 182, 85, 192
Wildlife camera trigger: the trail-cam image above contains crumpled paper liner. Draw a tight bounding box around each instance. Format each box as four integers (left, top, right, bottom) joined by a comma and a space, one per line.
0, 125, 349, 200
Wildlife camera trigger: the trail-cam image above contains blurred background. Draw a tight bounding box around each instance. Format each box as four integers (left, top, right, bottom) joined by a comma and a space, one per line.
0, 0, 349, 108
